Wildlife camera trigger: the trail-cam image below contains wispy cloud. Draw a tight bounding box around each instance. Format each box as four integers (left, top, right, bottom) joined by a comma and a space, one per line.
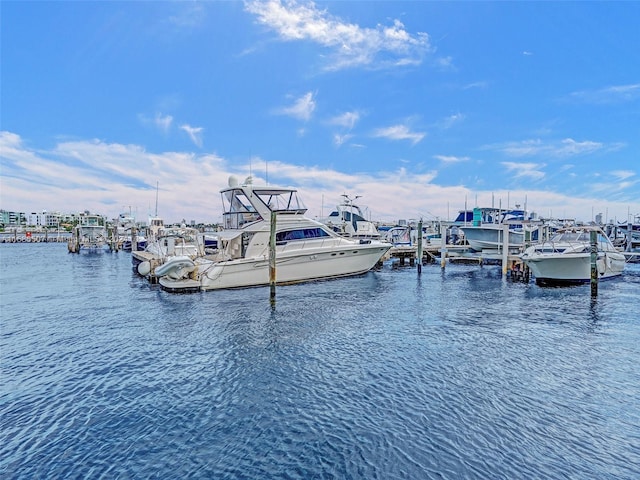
568, 83, 640, 104
463, 81, 488, 90
611, 170, 635, 181
491, 138, 604, 158
555, 138, 603, 156
434, 154, 469, 164
245, 0, 432, 71
442, 113, 465, 129
329, 111, 360, 129
139, 112, 174, 134
168, 2, 206, 29
328, 111, 361, 147
180, 124, 204, 147
501, 161, 546, 180
276, 91, 316, 121
333, 133, 353, 147
372, 124, 425, 145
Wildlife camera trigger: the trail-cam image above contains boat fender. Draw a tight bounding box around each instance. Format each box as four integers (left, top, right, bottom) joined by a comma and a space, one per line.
138, 261, 151, 276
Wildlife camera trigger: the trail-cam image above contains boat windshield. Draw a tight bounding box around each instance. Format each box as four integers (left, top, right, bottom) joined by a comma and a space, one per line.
550, 230, 611, 245
222, 190, 263, 229
221, 186, 308, 229
253, 189, 307, 213
550, 232, 588, 243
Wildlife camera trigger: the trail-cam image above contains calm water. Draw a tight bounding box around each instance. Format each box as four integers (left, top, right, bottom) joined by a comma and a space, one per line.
1, 243, 639, 479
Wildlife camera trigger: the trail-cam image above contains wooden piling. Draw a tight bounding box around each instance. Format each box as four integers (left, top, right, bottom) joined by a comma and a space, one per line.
440, 222, 447, 270
417, 219, 423, 274
590, 229, 598, 296
502, 223, 510, 277
269, 211, 277, 304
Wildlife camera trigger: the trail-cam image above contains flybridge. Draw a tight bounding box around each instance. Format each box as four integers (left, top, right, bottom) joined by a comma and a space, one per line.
221, 176, 307, 230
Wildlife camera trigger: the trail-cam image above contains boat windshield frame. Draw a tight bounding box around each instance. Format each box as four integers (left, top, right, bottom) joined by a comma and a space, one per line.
221, 186, 307, 230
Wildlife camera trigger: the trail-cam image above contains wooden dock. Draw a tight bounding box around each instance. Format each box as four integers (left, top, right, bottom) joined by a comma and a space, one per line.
386, 242, 530, 281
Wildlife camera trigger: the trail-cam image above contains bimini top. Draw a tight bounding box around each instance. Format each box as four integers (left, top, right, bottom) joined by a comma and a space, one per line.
221, 176, 308, 230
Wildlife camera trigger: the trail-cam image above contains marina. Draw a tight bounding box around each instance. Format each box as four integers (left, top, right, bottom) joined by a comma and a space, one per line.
3, 1, 639, 477
1, 241, 639, 479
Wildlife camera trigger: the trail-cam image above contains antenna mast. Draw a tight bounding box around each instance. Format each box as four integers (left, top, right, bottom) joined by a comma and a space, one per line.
155, 181, 159, 216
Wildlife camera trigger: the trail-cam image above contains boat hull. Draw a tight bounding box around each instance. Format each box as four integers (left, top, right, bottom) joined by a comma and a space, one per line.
461, 225, 524, 252
160, 243, 390, 291
524, 252, 626, 286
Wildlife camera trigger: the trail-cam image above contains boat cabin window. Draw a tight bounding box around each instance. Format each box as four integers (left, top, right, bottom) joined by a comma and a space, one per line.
276, 228, 330, 243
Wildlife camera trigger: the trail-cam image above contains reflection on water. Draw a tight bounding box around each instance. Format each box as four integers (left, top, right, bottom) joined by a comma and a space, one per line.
1, 244, 639, 479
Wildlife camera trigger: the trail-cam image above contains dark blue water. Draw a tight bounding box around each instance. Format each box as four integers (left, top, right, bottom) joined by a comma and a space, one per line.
2, 243, 639, 479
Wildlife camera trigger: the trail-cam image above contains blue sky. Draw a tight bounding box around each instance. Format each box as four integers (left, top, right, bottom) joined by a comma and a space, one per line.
2, 1, 639, 225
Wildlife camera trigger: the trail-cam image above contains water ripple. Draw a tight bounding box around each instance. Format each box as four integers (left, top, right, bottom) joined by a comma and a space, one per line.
1, 246, 639, 479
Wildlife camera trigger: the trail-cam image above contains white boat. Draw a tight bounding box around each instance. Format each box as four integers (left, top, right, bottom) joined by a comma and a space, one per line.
520, 226, 626, 286
155, 176, 392, 292
460, 207, 532, 252
67, 212, 110, 253
320, 195, 380, 238
144, 226, 207, 259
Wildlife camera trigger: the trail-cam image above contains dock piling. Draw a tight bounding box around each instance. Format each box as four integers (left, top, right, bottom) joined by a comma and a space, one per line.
269, 211, 277, 304
440, 222, 447, 270
502, 223, 510, 277
590, 229, 598, 296
417, 219, 423, 275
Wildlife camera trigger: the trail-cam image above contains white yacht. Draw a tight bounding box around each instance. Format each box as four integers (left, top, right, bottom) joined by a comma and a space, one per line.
144, 226, 209, 259
459, 207, 532, 252
152, 177, 391, 292
520, 226, 626, 286
68, 212, 110, 253
320, 195, 380, 238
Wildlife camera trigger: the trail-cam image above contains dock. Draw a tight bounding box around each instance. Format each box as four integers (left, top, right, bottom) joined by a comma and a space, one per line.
386, 242, 530, 281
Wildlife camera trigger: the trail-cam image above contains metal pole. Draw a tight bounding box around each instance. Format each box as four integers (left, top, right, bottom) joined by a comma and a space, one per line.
417, 219, 423, 275
590, 229, 598, 297
269, 211, 277, 303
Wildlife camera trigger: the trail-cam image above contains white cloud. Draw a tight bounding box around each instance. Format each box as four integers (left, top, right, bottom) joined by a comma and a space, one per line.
180, 124, 204, 147
555, 138, 602, 156
611, 170, 635, 181
155, 113, 173, 133
492, 138, 604, 158
434, 155, 469, 164
501, 161, 546, 180
333, 133, 353, 147
138, 112, 174, 133
372, 124, 425, 145
569, 83, 640, 104
442, 113, 465, 129
329, 111, 360, 129
276, 91, 316, 121
168, 2, 206, 28
245, 0, 432, 70
2, 131, 638, 225
463, 81, 488, 90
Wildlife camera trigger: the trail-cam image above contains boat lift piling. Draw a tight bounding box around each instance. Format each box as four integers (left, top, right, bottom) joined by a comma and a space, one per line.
269, 211, 277, 304
417, 219, 423, 275
502, 223, 510, 278
590, 229, 598, 296
440, 221, 447, 270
